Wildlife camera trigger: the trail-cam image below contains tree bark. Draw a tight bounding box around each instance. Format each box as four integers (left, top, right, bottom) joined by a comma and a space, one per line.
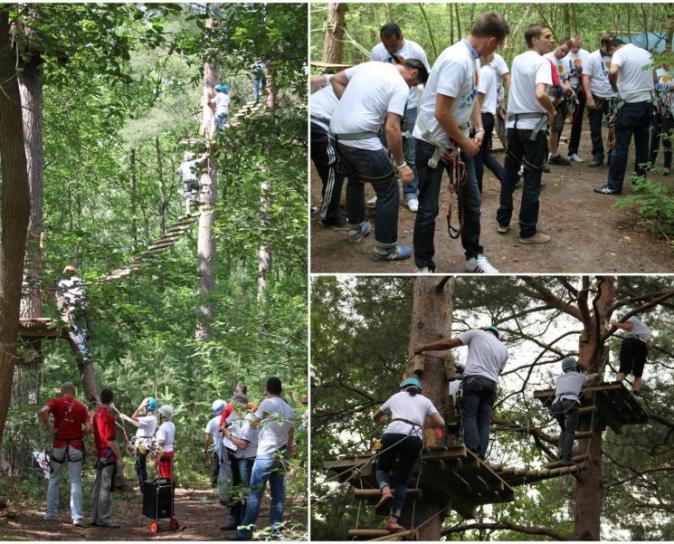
322, 3, 347, 64
0, 8, 31, 446
130, 147, 138, 252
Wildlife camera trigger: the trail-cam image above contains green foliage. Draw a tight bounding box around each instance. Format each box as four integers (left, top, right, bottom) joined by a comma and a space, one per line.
614, 176, 674, 239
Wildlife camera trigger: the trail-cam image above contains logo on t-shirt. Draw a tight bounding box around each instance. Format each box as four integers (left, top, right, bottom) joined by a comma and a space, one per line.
557, 64, 564, 74
574, 58, 582, 67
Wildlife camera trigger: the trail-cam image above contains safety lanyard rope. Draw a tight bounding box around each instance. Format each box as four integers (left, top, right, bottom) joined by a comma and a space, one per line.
446, 152, 467, 240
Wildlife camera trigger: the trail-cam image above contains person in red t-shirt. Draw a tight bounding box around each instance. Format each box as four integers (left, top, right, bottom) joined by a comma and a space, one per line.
91, 389, 123, 528
39, 382, 91, 526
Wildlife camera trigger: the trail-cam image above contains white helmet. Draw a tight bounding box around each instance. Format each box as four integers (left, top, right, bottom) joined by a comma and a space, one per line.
158, 405, 173, 420
211, 399, 226, 415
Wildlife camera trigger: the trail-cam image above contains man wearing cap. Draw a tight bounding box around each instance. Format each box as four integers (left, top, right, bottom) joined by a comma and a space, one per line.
372, 377, 444, 532
120, 396, 158, 491
415, 326, 508, 460
56, 265, 92, 364
611, 314, 653, 397
551, 358, 598, 465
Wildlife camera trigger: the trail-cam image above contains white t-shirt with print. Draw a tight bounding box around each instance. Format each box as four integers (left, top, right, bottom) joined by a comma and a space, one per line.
655, 67, 674, 115
229, 412, 259, 459
563, 48, 591, 88
380, 391, 439, 438
457, 330, 508, 383
478, 64, 498, 116
204, 415, 222, 453
413, 40, 479, 146
255, 396, 295, 458
583, 50, 617, 98
492, 53, 509, 101
156, 421, 176, 453
135, 415, 157, 449
544, 51, 570, 83
310, 85, 339, 131
611, 44, 655, 103
330, 61, 409, 151
506, 50, 553, 130
371, 39, 430, 108
214, 93, 230, 115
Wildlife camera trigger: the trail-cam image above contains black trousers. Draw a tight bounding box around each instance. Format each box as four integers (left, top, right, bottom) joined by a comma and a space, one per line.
310, 122, 344, 223
568, 89, 586, 155
588, 95, 614, 161
619, 337, 648, 378
554, 400, 580, 463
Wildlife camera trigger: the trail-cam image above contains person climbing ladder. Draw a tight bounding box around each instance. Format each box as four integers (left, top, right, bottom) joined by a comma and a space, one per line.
56, 265, 92, 364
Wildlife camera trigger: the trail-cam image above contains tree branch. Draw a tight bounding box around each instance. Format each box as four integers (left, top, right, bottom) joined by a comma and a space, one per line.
442, 521, 573, 540
521, 278, 582, 321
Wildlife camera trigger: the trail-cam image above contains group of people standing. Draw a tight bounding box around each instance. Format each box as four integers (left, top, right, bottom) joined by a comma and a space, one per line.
311, 13, 669, 271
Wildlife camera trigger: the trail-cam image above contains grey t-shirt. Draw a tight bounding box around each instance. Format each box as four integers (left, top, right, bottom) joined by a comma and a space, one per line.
625, 316, 652, 344
255, 397, 295, 459
554, 371, 588, 404
457, 330, 508, 383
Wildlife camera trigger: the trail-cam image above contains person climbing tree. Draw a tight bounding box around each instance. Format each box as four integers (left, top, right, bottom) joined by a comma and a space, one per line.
415, 325, 508, 460
612, 314, 653, 397
371, 377, 444, 533
55, 265, 92, 364
155, 405, 176, 479
205, 399, 226, 487
120, 396, 158, 491
90, 388, 123, 528
177, 152, 205, 216
210, 84, 230, 132
39, 382, 91, 527
550, 357, 599, 466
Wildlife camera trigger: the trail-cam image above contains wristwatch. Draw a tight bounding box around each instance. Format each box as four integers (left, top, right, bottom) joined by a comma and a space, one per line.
397, 160, 407, 168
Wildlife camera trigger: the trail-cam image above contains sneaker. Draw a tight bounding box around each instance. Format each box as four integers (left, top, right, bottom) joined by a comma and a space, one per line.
497, 223, 510, 234
386, 520, 406, 532
465, 254, 499, 273
588, 156, 603, 167
321, 216, 347, 228
372, 245, 412, 261
549, 154, 571, 166
406, 198, 419, 212
568, 153, 584, 163
73, 521, 88, 528
593, 184, 621, 195
416, 267, 432, 273
519, 232, 551, 244
366, 195, 377, 208
348, 221, 372, 243
375, 490, 394, 510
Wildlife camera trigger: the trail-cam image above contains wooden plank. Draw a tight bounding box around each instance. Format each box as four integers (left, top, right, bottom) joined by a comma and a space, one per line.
347, 529, 391, 538
372, 529, 417, 541
311, 60, 354, 70
353, 488, 422, 500
547, 453, 589, 469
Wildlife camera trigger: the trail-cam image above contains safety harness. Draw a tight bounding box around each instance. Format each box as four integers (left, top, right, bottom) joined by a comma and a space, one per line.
49, 399, 86, 469
93, 405, 119, 492
508, 112, 549, 141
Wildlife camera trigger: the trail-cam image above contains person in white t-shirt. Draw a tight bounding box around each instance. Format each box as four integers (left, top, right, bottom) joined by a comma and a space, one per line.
155, 405, 176, 479
564, 36, 592, 162
582, 36, 619, 167
56, 265, 92, 364
372, 377, 444, 533
544, 38, 574, 166
492, 52, 511, 147
475, 55, 506, 192
612, 314, 653, 396
595, 39, 656, 195
371, 23, 431, 212
120, 396, 158, 490
413, 11, 510, 274
496, 24, 555, 245
330, 59, 428, 262
649, 64, 674, 175
177, 151, 206, 215
235, 377, 296, 540
210, 84, 230, 132
415, 326, 508, 460
310, 75, 346, 228
204, 399, 226, 487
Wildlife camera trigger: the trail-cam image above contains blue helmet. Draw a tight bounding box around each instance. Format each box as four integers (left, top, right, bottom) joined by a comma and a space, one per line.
400, 377, 422, 392
483, 326, 500, 339
562, 357, 577, 372
146, 397, 157, 411
216, 83, 229, 93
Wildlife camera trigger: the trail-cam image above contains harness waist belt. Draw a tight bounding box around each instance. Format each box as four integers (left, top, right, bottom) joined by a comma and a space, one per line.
333, 131, 379, 141
310, 115, 331, 127
507, 112, 547, 121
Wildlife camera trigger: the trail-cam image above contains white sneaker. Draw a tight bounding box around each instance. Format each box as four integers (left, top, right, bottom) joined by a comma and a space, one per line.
366, 195, 377, 208
568, 153, 584, 163
416, 267, 432, 273
406, 198, 419, 212
465, 254, 499, 273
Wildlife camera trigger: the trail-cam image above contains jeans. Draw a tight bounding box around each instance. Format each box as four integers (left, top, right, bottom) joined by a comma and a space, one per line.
554, 400, 579, 462
402, 107, 419, 200
608, 101, 652, 192
45, 446, 84, 522
311, 122, 344, 223
236, 451, 287, 539
135, 449, 149, 489
461, 375, 497, 459
649, 111, 674, 169
588, 95, 614, 160
253, 76, 266, 102
68, 309, 91, 363
214, 112, 228, 132
497, 127, 548, 237
474, 112, 505, 192
337, 143, 399, 248
91, 461, 115, 526
568, 89, 586, 155
375, 433, 422, 518
231, 456, 255, 525
414, 138, 483, 269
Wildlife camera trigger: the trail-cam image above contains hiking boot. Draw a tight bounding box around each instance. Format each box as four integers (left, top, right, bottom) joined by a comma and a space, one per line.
321, 216, 348, 229
465, 254, 499, 273
406, 197, 419, 212
366, 195, 377, 208
375, 490, 394, 511
348, 221, 372, 243
519, 232, 551, 244
588, 156, 603, 167
568, 153, 584, 163
372, 245, 412, 261
593, 183, 621, 195
497, 223, 510, 234
549, 154, 571, 166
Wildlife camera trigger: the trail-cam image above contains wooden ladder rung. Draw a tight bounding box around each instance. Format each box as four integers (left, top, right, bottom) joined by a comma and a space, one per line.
353, 488, 422, 500
547, 453, 589, 469
574, 431, 593, 439
347, 529, 391, 538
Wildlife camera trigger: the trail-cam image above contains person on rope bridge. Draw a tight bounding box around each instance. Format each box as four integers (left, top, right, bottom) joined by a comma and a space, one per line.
371, 377, 444, 533
595, 38, 656, 195
550, 357, 599, 466
413, 11, 509, 273
56, 265, 92, 364
251, 59, 267, 104
220, 394, 259, 531
234, 377, 295, 541
155, 405, 176, 479
39, 382, 92, 526
415, 326, 508, 460
611, 313, 653, 398
211, 83, 230, 132
177, 152, 206, 216
119, 396, 158, 491
329, 58, 428, 262
544, 38, 575, 167
90, 388, 124, 528
204, 399, 227, 487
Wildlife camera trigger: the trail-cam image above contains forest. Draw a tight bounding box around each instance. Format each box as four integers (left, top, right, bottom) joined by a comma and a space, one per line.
311, 276, 674, 540
0, 3, 307, 540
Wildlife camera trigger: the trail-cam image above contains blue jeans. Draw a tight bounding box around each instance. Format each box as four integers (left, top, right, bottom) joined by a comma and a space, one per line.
253, 76, 266, 102
337, 143, 400, 248
402, 107, 419, 200
414, 138, 483, 269
461, 375, 497, 460
214, 112, 228, 132
236, 452, 287, 539
68, 309, 91, 363
608, 101, 652, 192
230, 455, 255, 524
45, 446, 84, 522
375, 433, 422, 518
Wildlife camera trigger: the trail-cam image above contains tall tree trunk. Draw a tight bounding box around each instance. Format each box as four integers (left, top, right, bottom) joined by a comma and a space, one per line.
322, 3, 347, 64
417, 4, 438, 59
454, 4, 462, 39
258, 66, 275, 304
130, 147, 138, 252
401, 277, 455, 541
0, 9, 31, 446
448, 4, 454, 44
156, 137, 166, 235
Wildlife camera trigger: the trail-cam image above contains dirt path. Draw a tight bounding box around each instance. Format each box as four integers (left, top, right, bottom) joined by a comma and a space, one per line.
0, 488, 307, 541
311, 125, 674, 273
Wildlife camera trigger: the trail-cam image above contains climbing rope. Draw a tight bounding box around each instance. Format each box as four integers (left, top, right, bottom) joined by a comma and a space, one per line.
445, 152, 467, 240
